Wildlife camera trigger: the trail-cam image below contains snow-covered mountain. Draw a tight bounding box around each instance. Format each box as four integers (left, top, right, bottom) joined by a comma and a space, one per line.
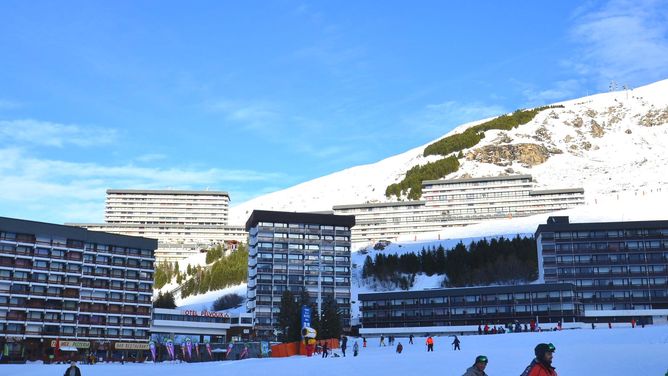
229, 78, 668, 224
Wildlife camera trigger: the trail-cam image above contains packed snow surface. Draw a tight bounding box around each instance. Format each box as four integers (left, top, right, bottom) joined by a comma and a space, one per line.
7, 327, 668, 375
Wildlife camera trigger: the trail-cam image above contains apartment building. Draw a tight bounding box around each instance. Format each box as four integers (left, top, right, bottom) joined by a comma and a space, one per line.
536, 216, 668, 324
0, 216, 156, 362
359, 283, 580, 334
422, 175, 584, 223
245, 210, 355, 339
70, 189, 247, 262
334, 175, 585, 243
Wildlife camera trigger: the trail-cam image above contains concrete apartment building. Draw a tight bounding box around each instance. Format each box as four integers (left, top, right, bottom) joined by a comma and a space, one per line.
71, 189, 247, 262
0, 216, 157, 362
536, 216, 668, 324
245, 210, 355, 339
334, 175, 585, 243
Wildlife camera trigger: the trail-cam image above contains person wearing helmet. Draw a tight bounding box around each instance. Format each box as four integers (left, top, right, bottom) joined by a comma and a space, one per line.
520, 343, 557, 376
462, 355, 489, 376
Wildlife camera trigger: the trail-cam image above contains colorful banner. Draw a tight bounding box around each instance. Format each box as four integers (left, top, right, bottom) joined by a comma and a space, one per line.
185, 338, 192, 359
149, 341, 156, 361
205, 342, 212, 360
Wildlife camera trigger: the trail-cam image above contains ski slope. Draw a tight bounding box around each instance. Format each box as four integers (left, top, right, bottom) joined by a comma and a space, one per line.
7, 326, 668, 376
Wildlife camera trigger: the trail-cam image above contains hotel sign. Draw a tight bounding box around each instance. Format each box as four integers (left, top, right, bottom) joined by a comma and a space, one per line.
50, 340, 90, 349
115, 342, 150, 350
182, 310, 229, 318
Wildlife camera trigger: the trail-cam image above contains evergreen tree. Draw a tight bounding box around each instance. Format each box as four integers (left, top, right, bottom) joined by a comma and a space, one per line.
276, 290, 300, 342
318, 296, 342, 339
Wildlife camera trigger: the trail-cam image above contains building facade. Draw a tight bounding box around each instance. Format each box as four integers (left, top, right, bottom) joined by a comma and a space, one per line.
0, 216, 156, 362
536, 216, 668, 324
150, 308, 253, 361
70, 189, 248, 262
335, 175, 585, 244
422, 175, 584, 224
359, 283, 580, 334
245, 210, 355, 339
332, 201, 439, 243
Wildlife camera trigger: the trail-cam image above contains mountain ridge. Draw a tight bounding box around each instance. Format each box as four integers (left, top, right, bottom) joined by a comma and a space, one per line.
229, 78, 668, 224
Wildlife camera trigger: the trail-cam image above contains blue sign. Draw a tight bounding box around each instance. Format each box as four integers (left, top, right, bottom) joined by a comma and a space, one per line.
301, 306, 311, 328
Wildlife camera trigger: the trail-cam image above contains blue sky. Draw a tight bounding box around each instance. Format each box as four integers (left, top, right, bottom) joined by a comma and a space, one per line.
1, 0, 667, 224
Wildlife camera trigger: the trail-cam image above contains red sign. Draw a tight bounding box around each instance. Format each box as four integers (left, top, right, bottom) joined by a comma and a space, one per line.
182, 309, 230, 318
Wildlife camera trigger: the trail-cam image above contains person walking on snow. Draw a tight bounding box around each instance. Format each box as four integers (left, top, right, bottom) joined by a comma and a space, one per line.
396, 342, 403, 354
363, 337, 367, 348
452, 335, 461, 350
426, 336, 434, 352
379, 335, 385, 347
64, 361, 82, 376
322, 342, 329, 358
353, 341, 359, 357
521, 343, 557, 376
462, 355, 488, 376
409, 334, 414, 344
341, 335, 348, 357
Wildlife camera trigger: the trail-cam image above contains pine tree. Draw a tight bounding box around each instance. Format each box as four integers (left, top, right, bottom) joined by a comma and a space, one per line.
319, 296, 342, 339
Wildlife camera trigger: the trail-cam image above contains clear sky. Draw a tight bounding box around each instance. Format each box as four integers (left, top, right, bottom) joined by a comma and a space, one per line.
1, 0, 667, 224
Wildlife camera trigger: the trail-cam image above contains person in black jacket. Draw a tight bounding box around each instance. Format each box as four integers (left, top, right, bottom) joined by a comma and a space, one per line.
64, 361, 82, 376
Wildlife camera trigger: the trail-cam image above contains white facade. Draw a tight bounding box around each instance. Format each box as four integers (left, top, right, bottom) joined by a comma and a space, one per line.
334, 175, 585, 243
105, 189, 229, 226
332, 201, 440, 244
70, 190, 247, 262
422, 175, 585, 223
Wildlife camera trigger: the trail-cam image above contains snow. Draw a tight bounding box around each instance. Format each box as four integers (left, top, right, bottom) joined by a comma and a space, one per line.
7, 327, 668, 376
228, 78, 668, 225
176, 283, 247, 313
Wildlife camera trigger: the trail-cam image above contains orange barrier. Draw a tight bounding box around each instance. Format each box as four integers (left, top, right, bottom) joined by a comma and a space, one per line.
271, 339, 340, 358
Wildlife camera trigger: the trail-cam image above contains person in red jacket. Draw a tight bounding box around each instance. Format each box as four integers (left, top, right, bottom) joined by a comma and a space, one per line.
520, 343, 557, 376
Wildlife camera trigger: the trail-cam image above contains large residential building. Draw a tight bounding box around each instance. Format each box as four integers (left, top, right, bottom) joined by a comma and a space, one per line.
70, 189, 247, 262
245, 210, 355, 339
334, 175, 585, 243
359, 283, 580, 334
0, 216, 157, 362
536, 216, 668, 325
332, 201, 438, 244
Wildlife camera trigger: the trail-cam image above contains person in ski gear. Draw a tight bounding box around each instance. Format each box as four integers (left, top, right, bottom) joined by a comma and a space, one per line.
363, 337, 367, 348
322, 342, 329, 358
409, 334, 414, 344
379, 335, 385, 347
478, 325, 482, 335
353, 341, 359, 357
426, 336, 434, 352
462, 355, 488, 376
64, 361, 82, 376
341, 335, 348, 357
520, 343, 557, 376
452, 335, 461, 350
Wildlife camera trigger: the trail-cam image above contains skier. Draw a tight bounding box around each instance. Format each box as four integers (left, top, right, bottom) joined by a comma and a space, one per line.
478, 325, 482, 335
322, 342, 329, 358
380, 335, 385, 347
591, 322, 595, 330
396, 342, 403, 354
409, 334, 414, 344
425, 336, 434, 352
363, 337, 367, 348
341, 335, 348, 357
520, 343, 557, 376
462, 355, 488, 376
353, 341, 359, 357
452, 335, 461, 350
608, 322, 612, 329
